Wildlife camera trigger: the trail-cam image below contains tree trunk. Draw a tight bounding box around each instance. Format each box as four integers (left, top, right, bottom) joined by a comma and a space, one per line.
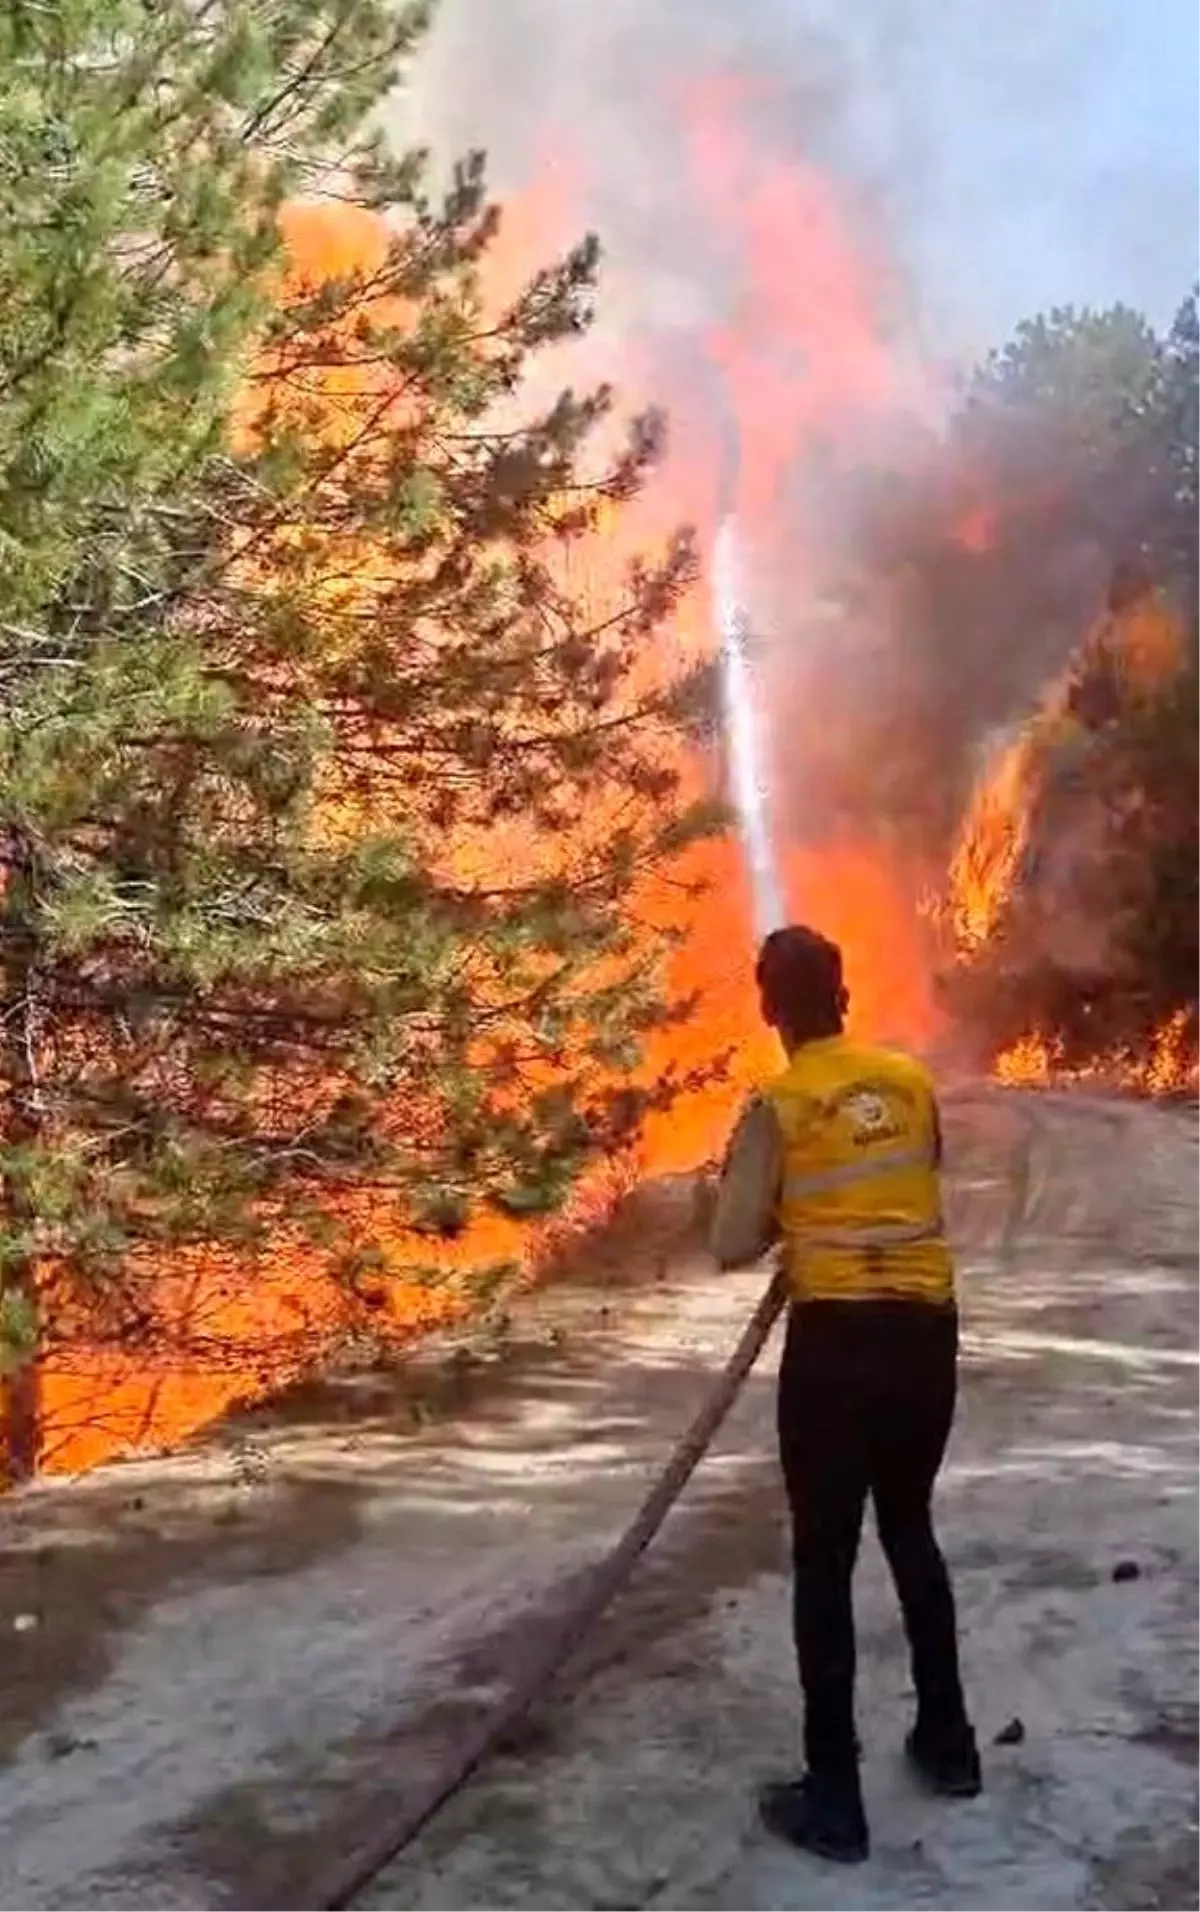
2, 1357, 39, 1484
1, 825, 42, 1488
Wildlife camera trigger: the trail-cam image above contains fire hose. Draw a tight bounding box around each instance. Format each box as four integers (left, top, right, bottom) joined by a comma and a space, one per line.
305, 1263, 790, 1911
302, 1085, 1038, 1911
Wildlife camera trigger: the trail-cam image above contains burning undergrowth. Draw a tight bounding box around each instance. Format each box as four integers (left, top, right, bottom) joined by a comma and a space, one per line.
937, 564, 1197, 1091
29, 36, 1197, 1476
32, 82, 938, 1472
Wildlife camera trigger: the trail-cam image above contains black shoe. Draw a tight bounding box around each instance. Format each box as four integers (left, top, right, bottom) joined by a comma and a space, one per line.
905, 1724, 982, 1799
757, 1772, 870, 1864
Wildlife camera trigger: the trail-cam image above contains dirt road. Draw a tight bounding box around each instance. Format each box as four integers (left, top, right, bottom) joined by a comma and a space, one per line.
1, 1089, 1196, 1910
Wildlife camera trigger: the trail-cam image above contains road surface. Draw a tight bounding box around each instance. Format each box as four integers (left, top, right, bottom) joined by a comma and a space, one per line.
0, 1089, 1196, 1910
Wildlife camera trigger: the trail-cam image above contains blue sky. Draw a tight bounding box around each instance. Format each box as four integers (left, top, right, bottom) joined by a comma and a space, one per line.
862, 0, 1199, 345
409, 0, 1199, 359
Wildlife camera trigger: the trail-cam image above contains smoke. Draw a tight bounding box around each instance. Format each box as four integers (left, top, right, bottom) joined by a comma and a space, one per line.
405, 0, 1197, 354
390, 1, 1198, 885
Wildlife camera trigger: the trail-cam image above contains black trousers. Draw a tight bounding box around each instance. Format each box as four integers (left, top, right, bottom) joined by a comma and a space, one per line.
777, 1299, 970, 1776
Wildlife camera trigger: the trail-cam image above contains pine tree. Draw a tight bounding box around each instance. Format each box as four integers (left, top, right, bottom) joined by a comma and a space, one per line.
1141, 289, 1199, 617
0, 2, 720, 1480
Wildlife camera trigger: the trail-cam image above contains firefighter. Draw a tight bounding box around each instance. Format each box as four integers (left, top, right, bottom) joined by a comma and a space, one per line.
710, 924, 980, 1864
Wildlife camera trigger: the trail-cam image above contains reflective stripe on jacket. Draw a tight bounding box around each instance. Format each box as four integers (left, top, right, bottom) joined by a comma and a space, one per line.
764, 1035, 954, 1305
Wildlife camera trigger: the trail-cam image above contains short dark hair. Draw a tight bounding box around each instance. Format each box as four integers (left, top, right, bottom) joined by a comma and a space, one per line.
755, 924, 846, 1032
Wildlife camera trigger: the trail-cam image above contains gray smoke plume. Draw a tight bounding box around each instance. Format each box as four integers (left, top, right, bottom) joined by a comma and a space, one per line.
393, 1, 1198, 866
405, 0, 1196, 356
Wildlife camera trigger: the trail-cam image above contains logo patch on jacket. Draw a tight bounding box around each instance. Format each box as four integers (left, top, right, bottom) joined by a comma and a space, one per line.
836, 1085, 907, 1148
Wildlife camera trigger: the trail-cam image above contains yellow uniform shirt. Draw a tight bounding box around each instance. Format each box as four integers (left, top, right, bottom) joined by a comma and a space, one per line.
710, 1035, 954, 1305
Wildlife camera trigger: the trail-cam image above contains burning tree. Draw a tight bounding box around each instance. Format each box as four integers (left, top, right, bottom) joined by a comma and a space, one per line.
0, 2, 719, 1478
811, 286, 1198, 1082
938, 297, 1198, 1078
941, 560, 1194, 1060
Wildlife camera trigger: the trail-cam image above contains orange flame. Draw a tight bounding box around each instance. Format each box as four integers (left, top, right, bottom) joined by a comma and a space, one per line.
945, 570, 1190, 971
944, 569, 1196, 1099
39, 87, 944, 1474
995, 1011, 1199, 1096
951, 501, 996, 556
945, 725, 1041, 953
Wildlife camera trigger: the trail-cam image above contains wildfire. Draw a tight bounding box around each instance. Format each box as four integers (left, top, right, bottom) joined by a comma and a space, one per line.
38, 81, 944, 1474
943, 563, 1197, 1101
945, 725, 1040, 954
940, 576, 1182, 967
995, 1011, 1199, 1097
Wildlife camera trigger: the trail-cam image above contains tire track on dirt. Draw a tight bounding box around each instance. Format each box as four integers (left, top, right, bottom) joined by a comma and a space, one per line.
1, 1091, 1194, 1912
343, 1093, 1197, 1912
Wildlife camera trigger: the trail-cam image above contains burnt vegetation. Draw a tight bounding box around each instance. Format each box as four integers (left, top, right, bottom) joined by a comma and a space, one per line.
0, 0, 722, 1479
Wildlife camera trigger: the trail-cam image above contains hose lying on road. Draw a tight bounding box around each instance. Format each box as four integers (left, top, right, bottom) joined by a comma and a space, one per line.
305, 1265, 790, 1912
304, 1085, 1042, 1909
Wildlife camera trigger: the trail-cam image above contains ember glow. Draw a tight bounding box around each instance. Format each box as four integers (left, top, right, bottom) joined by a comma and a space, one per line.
946, 724, 1041, 956
944, 581, 1192, 980
995, 1012, 1199, 1097
38, 82, 952, 1473
942, 575, 1197, 1099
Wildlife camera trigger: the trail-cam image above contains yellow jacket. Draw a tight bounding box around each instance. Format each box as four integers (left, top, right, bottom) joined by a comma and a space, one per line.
711, 1035, 954, 1306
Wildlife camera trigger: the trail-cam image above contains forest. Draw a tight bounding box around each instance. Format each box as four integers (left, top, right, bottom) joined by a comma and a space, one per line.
1, 0, 1195, 1483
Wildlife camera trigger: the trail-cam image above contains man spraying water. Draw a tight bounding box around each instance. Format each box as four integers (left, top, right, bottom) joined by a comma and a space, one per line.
711, 927, 981, 1861
707, 517, 979, 1865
